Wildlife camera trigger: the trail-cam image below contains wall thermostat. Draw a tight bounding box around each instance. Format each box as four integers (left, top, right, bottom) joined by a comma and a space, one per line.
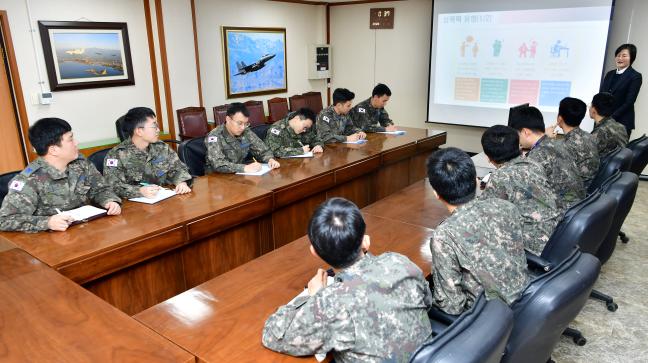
39, 92, 54, 105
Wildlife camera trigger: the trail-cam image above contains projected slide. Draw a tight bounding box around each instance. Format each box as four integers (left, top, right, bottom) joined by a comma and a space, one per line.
428, 3, 612, 129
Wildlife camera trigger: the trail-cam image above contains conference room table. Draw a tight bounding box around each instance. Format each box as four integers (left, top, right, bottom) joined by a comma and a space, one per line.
0, 127, 446, 315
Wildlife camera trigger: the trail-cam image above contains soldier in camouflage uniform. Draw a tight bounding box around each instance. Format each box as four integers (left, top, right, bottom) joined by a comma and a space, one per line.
103, 107, 192, 199
264, 108, 324, 158
509, 106, 585, 211
316, 88, 366, 144
350, 83, 398, 133
589, 92, 629, 155
546, 97, 600, 188
205, 102, 280, 173
427, 148, 529, 315
263, 198, 432, 362
481, 125, 561, 256
0, 118, 121, 232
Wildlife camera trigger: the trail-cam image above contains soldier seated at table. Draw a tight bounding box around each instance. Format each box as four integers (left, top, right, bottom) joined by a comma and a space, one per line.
205, 102, 280, 173
589, 92, 629, 156
103, 107, 192, 199
545, 97, 600, 189
351, 83, 398, 133
264, 108, 324, 158
480, 125, 561, 256
0, 118, 121, 233
427, 148, 529, 315
509, 106, 585, 211
262, 197, 432, 363
316, 88, 366, 144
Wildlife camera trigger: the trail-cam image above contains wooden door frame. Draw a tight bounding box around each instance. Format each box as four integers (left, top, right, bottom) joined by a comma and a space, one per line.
0, 10, 34, 161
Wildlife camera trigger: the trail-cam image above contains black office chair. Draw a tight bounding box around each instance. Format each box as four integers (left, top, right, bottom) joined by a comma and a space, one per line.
627, 134, 648, 175
115, 114, 127, 141
501, 251, 600, 363
587, 147, 633, 194
250, 124, 270, 140
87, 148, 112, 175
0, 170, 21, 206
178, 137, 207, 177
410, 294, 513, 363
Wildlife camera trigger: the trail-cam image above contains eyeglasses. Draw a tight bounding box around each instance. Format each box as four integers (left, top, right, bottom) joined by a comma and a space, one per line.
232, 120, 250, 128
139, 124, 160, 130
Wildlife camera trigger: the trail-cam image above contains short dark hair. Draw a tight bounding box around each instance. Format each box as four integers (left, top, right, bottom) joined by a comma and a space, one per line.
558, 97, 587, 127
591, 92, 616, 117
124, 107, 156, 137
29, 118, 72, 156
308, 197, 366, 269
372, 83, 391, 97
332, 88, 355, 105
226, 102, 250, 118
481, 125, 521, 164
615, 43, 637, 65
508, 106, 545, 133
292, 107, 316, 123
426, 147, 476, 205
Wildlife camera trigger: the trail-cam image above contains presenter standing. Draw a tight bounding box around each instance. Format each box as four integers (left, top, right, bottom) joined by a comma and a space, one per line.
600, 44, 642, 137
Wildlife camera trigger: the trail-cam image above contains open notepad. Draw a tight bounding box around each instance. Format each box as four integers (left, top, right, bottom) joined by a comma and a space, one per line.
282, 151, 314, 159
62, 205, 107, 224
128, 188, 176, 204
236, 164, 271, 176
342, 139, 367, 144
377, 130, 406, 135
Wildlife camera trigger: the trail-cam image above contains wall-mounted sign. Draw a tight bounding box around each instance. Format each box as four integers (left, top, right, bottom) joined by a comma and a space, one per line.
370, 8, 394, 29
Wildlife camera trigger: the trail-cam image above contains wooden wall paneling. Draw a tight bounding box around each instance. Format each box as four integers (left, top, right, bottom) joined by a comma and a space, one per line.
181, 219, 263, 289
190, 0, 203, 107
272, 192, 327, 248
143, 0, 164, 132
84, 249, 187, 316
154, 0, 177, 140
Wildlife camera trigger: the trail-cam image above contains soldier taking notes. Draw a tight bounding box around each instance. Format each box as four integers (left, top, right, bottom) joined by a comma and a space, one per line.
264, 108, 324, 158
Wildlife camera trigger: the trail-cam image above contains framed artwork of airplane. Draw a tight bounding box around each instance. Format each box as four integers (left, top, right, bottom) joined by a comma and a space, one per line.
38, 21, 134, 91
222, 26, 287, 98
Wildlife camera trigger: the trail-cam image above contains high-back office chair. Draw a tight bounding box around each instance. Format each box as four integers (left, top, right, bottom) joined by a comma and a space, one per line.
409, 294, 513, 363
267, 97, 289, 123
288, 94, 308, 112
176, 107, 210, 140
115, 114, 127, 141
178, 137, 207, 177
244, 100, 267, 127
251, 124, 270, 141
588, 147, 633, 194
88, 148, 112, 175
0, 170, 21, 206
626, 134, 648, 175
213, 104, 229, 126
501, 251, 600, 363
302, 91, 323, 114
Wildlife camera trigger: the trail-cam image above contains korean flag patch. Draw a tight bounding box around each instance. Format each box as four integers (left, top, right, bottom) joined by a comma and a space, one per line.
208, 136, 218, 143
323, 116, 330, 123
270, 128, 281, 135
358, 107, 366, 113
106, 158, 119, 167
9, 180, 25, 192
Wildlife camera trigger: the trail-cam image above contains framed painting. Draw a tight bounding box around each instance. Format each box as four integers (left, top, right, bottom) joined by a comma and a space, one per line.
222, 26, 287, 98
38, 21, 135, 91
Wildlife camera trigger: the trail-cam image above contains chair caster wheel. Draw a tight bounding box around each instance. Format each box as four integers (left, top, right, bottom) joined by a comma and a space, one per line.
573, 336, 587, 346
620, 236, 629, 243
607, 302, 618, 312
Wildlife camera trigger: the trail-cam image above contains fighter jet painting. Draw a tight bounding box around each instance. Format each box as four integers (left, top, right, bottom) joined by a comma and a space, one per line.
234, 53, 276, 76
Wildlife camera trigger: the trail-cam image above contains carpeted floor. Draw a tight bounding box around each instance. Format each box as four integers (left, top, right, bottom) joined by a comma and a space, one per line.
552, 180, 648, 362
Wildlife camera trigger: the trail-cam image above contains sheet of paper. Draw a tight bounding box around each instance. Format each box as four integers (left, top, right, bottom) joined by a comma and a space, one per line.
342, 139, 368, 144
128, 188, 176, 204
377, 130, 406, 135
282, 151, 314, 159
235, 164, 271, 176
63, 205, 107, 221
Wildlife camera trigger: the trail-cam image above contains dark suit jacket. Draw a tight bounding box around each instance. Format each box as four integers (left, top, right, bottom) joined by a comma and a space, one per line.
600, 66, 642, 130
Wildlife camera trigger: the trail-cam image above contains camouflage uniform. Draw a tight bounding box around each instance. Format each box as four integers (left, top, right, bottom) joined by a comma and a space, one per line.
103, 139, 192, 198
430, 198, 529, 315
561, 127, 600, 189
262, 252, 432, 363
350, 98, 394, 133
480, 156, 561, 256
0, 157, 120, 232
204, 124, 274, 173
526, 136, 585, 211
264, 114, 324, 158
316, 105, 362, 144
591, 117, 629, 156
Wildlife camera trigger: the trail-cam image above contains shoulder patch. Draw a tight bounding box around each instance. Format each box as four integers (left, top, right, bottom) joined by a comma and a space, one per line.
106, 158, 119, 167
270, 128, 281, 135
207, 136, 218, 143
9, 180, 25, 192
323, 116, 330, 122
358, 107, 366, 113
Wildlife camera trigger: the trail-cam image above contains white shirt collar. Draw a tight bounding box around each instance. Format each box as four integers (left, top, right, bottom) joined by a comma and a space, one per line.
616, 67, 628, 75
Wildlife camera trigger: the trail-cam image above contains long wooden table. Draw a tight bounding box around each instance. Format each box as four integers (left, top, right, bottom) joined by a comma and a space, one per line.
0, 128, 446, 315
134, 214, 438, 363
0, 247, 194, 362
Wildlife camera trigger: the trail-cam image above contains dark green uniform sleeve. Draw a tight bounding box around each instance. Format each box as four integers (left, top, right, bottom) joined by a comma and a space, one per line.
247, 130, 275, 162
351, 107, 385, 133
205, 137, 245, 173
0, 176, 50, 232
379, 108, 394, 127
103, 149, 142, 199
343, 117, 363, 135
85, 161, 121, 206
163, 145, 192, 185
316, 117, 346, 144
302, 128, 324, 148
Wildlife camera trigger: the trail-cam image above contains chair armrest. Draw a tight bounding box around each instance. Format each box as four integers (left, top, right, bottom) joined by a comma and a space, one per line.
428, 306, 460, 326
526, 250, 552, 272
